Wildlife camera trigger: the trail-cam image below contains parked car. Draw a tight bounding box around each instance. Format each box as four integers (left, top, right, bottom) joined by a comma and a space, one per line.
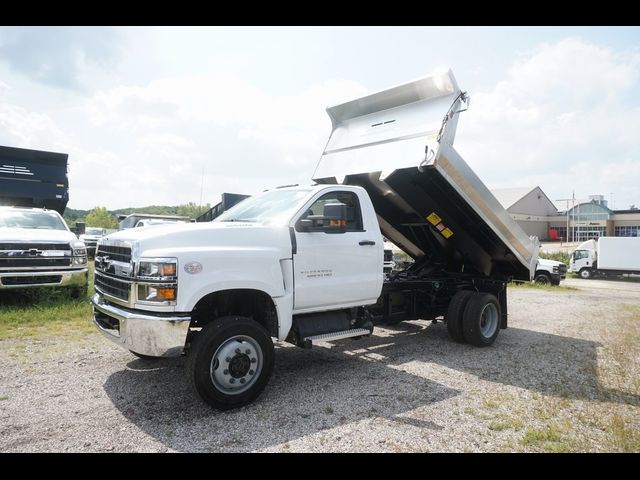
79, 227, 107, 258
135, 219, 188, 228
0, 206, 88, 297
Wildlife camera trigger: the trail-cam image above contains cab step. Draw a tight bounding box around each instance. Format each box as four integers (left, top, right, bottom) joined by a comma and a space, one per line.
302, 327, 372, 348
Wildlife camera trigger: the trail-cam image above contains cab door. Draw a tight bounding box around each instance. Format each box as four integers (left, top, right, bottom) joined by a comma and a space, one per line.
292, 189, 382, 312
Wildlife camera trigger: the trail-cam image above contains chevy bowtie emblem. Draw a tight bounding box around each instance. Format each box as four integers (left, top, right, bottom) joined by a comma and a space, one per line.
97, 255, 111, 269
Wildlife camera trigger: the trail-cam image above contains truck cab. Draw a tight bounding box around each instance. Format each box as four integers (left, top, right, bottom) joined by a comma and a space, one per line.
569, 239, 597, 278
534, 258, 567, 285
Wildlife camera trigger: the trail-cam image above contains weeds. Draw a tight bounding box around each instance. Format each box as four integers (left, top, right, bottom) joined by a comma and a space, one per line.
0, 262, 94, 340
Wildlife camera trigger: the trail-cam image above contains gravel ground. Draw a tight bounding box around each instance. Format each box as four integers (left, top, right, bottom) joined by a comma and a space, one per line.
1, 278, 639, 452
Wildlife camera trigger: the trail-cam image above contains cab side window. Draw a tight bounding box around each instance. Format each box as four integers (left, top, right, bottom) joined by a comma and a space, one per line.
298, 191, 363, 232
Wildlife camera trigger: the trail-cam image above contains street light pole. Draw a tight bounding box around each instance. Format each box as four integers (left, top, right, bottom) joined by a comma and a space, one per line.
556, 196, 574, 244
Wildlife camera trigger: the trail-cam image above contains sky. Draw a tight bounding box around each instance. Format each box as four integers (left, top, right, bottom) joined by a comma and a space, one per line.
0, 26, 639, 211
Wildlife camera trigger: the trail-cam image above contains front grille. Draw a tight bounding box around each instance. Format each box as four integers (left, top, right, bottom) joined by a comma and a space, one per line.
0, 243, 72, 270
96, 245, 131, 263
0, 258, 71, 268
0, 243, 70, 250
2, 275, 62, 286
94, 271, 130, 301
558, 264, 567, 274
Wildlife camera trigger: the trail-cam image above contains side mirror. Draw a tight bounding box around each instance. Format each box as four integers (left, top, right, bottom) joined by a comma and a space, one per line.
297, 202, 348, 233
322, 202, 347, 234
298, 219, 313, 231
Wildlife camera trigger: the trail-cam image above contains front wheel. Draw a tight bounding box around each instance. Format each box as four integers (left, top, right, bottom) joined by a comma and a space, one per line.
534, 273, 551, 285
187, 316, 274, 410
579, 268, 592, 279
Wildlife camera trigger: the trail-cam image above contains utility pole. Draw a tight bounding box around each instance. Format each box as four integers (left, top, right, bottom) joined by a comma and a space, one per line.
199, 166, 204, 211
556, 196, 574, 244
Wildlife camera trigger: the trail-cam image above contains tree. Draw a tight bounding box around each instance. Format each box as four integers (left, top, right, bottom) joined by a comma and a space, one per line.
176, 202, 211, 219
85, 206, 118, 229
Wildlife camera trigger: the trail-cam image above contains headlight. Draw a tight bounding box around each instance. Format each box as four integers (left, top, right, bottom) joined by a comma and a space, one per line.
72, 242, 88, 265
138, 284, 177, 302
137, 258, 178, 279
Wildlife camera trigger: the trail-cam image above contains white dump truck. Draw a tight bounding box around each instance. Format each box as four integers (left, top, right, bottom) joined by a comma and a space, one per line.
91, 69, 540, 409
570, 237, 640, 279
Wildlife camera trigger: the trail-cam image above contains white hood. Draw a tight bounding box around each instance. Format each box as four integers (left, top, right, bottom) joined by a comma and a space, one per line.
537, 257, 563, 267
0, 228, 78, 244
100, 221, 292, 259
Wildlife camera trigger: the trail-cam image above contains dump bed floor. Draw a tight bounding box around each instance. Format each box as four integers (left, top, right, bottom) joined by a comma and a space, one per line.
341, 156, 533, 280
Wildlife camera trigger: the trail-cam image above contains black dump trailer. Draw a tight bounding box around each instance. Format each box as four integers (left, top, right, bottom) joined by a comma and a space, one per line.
196, 192, 250, 222
314, 69, 540, 344
0, 145, 69, 215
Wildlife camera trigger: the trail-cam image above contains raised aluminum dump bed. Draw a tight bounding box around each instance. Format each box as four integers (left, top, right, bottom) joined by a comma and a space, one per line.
313, 69, 539, 281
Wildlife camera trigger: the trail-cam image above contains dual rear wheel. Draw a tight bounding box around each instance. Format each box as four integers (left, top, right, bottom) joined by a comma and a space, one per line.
446, 291, 501, 347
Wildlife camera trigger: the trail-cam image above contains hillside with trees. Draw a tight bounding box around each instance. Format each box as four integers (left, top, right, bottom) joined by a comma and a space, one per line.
63, 202, 211, 227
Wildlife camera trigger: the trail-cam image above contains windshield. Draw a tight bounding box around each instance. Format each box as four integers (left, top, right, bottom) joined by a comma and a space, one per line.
573, 250, 589, 261
85, 227, 105, 235
0, 210, 68, 230
215, 189, 311, 225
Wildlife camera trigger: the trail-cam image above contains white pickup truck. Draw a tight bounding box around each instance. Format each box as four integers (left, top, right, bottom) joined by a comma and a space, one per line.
0, 206, 88, 295
534, 258, 567, 285
92, 70, 539, 409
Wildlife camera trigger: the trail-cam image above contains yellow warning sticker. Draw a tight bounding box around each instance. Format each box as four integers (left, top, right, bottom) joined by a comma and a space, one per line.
426, 212, 442, 225
441, 228, 454, 239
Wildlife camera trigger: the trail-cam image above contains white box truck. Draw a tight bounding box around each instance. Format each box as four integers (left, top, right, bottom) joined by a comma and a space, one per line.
569, 237, 640, 279
91, 69, 540, 409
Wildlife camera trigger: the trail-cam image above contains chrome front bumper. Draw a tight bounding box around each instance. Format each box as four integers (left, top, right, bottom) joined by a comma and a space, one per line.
91, 293, 191, 357
0, 267, 88, 289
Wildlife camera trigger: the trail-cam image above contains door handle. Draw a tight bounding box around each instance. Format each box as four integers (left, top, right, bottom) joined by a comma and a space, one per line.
359, 240, 376, 246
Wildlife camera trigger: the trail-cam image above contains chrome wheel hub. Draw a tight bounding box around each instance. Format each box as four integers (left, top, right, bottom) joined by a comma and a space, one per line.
210, 335, 262, 395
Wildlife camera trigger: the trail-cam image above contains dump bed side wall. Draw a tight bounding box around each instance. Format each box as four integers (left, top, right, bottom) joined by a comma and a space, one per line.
0, 146, 69, 214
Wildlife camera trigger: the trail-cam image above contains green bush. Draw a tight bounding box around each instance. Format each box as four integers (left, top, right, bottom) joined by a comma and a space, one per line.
539, 251, 571, 266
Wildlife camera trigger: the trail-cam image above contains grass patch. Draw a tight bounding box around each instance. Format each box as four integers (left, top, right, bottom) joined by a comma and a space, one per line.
0, 262, 95, 340
520, 423, 571, 452
607, 414, 640, 452
488, 417, 524, 432
539, 251, 571, 266
508, 281, 577, 291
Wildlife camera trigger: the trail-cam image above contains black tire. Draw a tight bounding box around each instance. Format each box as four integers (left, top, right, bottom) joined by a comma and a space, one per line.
187, 316, 274, 410
129, 350, 162, 361
462, 293, 501, 347
579, 268, 592, 279
446, 290, 474, 343
534, 273, 551, 285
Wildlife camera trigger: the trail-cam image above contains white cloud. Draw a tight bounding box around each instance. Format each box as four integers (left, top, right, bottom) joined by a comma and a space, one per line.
456, 37, 640, 209
1, 73, 368, 209
2, 34, 639, 212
